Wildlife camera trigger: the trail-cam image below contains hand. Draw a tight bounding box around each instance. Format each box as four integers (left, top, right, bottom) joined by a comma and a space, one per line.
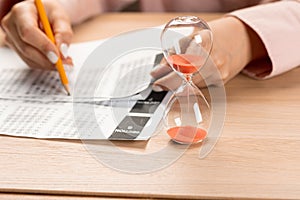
151, 16, 267, 91
1, 0, 73, 70
0, 29, 4, 46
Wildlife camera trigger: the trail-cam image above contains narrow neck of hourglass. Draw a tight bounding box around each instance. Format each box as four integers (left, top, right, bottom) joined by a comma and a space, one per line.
184, 74, 193, 84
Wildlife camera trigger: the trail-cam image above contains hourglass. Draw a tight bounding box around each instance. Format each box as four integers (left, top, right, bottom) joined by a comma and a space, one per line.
161, 16, 213, 144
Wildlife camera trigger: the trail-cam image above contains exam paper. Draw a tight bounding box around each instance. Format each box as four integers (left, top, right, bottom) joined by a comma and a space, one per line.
0, 39, 169, 140
0, 100, 131, 139
0, 40, 99, 97
0, 91, 169, 139
0, 41, 157, 100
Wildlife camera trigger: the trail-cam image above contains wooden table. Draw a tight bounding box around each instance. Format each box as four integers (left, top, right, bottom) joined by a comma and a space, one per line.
1, 13, 300, 200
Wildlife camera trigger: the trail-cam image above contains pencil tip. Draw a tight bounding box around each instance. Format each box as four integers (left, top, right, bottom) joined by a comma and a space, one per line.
63, 84, 71, 96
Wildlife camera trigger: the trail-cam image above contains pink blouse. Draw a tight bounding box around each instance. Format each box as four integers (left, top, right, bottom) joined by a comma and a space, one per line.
58, 0, 300, 79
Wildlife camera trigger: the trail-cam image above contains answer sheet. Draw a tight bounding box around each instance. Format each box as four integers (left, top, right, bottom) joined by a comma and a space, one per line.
0, 39, 169, 140
0, 41, 156, 99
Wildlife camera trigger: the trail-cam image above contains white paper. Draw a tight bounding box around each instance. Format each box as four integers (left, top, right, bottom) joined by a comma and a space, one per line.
0, 41, 156, 100
0, 100, 134, 139
0, 39, 168, 140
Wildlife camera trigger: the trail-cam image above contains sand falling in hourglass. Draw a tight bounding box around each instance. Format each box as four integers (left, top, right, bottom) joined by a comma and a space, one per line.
161, 16, 213, 144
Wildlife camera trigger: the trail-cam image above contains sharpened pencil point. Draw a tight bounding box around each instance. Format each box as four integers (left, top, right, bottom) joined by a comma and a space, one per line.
63, 84, 71, 96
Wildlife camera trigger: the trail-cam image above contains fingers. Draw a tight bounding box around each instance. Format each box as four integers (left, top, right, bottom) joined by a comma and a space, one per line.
53, 20, 73, 58
1, 2, 57, 70
150, 58, 172, 79
16, 6, 59, 55
193, 55, 226, 88
193, 71, 223, 88
151, 58, 179, 92
151, 54, 226, 92
0, 29, 4, 46
2, 7, 57, 70
5, 34, 49, 70
1, 0, 73, 70
44, 0, 74, 67
49, 4, 73, 60
152, 71, 182, 92
150, 57, 213, 91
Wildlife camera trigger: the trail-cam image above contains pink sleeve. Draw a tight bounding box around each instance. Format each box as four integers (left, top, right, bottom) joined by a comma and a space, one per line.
229, 0, 300, 79
58, 0, 135, 24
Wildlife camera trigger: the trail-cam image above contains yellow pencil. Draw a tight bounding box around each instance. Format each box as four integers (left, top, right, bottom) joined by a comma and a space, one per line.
34, 0, 71, 96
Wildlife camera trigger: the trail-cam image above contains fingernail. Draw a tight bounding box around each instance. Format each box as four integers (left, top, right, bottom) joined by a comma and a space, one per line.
151, 64, 160, 72
64, 64, 73, 72
47, 51, 59, 64
152, 85, 163, 92
69, 59, 74, 67
60, 43, 69, 58
150, 64, 161, 76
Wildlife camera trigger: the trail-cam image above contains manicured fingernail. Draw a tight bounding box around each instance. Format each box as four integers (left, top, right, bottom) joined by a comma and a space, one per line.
152, 85, 163, 92
60, 43, 69, 58
47, 51, 59, 64
150, 65, 161, 76
64, 64, 73, 72
151, 64, 160, 72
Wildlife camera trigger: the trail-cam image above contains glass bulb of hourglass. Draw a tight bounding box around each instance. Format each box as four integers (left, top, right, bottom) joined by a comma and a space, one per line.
161, 16, 213, 144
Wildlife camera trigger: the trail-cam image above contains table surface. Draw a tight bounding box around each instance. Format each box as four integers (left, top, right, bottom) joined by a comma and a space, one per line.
1, 13, 300, 200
